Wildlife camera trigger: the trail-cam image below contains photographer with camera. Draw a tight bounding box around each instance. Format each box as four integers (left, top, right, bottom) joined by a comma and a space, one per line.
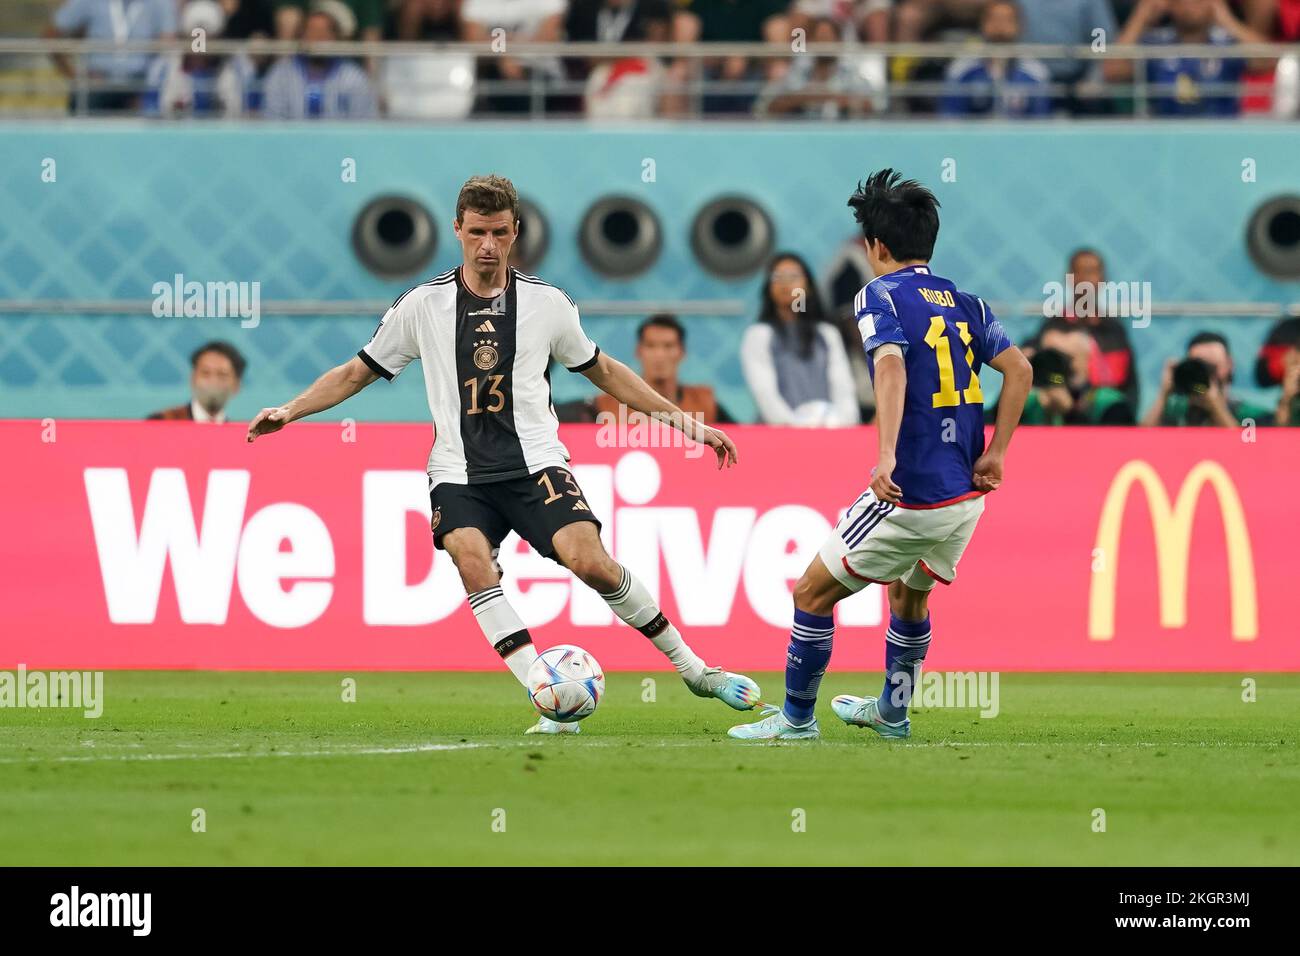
1142, 331, 1272, 427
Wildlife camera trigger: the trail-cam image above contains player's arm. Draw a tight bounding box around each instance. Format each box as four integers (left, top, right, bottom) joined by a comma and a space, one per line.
581, 351, 739, 469
869, 345, 906, 503
246, 356, 378, 442
973, 345, 1033, 491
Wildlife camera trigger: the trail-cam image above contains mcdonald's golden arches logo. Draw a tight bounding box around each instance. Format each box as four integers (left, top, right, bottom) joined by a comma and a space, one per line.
1088, 460, 1257, 641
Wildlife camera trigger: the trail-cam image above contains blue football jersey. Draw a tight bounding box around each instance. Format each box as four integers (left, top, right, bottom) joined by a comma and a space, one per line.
855, 265, 1011, 507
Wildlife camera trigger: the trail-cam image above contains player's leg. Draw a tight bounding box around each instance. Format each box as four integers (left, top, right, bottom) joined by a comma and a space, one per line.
726, 552, 851, 740
548, 519, 761, 711
441, 527, 539, 687
834, 496, 984, 738
730, 491, 908, 740
433, 484, 571, 733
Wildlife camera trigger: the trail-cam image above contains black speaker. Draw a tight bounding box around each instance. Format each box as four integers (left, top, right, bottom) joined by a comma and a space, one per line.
1246, 195, 1300, 280
578, 196, 662, 278
690, 195, 774, 278
352, 195, 437, 278
511, 197, 550, 274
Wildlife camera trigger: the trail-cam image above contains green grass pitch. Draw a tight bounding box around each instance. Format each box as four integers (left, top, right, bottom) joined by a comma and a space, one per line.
1, 672, 1296, 866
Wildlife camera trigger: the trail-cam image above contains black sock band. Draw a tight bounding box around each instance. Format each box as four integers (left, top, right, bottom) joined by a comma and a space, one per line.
493, 629, 533, 658
638, 613, 669, 639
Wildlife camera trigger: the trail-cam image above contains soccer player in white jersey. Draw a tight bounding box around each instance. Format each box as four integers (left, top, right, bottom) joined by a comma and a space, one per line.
247, 174, 760, 733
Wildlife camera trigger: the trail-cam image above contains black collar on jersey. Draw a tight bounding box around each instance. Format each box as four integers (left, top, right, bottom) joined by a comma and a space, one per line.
456, 265, 514, 301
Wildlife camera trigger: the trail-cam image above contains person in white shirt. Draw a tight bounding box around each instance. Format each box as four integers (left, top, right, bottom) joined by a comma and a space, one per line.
741, 252, 860, 427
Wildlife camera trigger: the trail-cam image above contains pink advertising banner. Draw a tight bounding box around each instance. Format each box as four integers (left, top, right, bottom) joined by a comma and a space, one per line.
0, 420, 1295, 671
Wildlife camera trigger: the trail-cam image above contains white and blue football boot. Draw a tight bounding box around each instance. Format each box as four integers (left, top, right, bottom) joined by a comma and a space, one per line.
831, 694, 910, 739
727, 705, 820, 740
524, 715, 581, 735
688, 666, 762, 711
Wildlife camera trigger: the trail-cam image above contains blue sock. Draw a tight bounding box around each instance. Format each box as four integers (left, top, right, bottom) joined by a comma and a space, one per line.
783, 609, 835, 726
878, 613, 931, 722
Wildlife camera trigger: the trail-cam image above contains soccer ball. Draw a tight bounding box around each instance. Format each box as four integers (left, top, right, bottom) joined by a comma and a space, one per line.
526, 645, 605, 723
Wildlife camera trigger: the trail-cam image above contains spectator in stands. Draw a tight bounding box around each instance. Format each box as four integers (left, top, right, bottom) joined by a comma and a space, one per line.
276, 0, 383, 42
1253, 314, 1300, 388
1274, 345, 1300, 425
940, 0, 1051, 117
741, 252, 859, 427
262, 1, 378, 118
384, 0, 473, 119
462, 0, 567, 115
1032, 319, 1136, 422
566, 0, 672, 119
589, 314, 735, 422
1049, 248, 1140, 406
46, 0, 177, 114
1142, 331, 1272, 426
147, 341, 246, 422
1018, 0, 1118, 112
1110, 0, 1270, 116
143, 1, 255, 117
667, 0, 790, 115
755, 16, 881, 117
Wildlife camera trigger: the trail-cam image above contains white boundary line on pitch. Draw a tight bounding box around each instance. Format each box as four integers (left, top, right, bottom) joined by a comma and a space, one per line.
0, 742, 488, 764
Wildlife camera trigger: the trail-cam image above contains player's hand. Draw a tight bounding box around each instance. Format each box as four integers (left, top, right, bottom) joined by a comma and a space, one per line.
699, 425, 739, 469
870, 456, 902, 503
972, 451, 1004, 492
246, 406, 292, 442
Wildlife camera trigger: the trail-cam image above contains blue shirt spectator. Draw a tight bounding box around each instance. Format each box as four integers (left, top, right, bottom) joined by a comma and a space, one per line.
1019, 0, 1117, 84
50, 0, 176, 84
1144, 24, 1244, 115
940, 1, 1052, 118
941, 58, 1052, 117
261, 56, 378, 118
261, 7, 378, 118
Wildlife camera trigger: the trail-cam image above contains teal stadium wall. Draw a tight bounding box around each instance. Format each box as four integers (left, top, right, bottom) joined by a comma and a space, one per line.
0, 122, 1296, 422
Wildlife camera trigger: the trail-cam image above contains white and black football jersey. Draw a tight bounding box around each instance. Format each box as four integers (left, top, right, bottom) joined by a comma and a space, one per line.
358, 266, 601, 486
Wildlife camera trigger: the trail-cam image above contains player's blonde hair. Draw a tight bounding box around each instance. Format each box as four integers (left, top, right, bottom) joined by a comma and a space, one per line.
456, 175, 519, 223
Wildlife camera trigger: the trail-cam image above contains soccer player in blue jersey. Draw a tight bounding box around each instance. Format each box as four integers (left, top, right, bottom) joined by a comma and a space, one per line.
730, 169, 1032, 741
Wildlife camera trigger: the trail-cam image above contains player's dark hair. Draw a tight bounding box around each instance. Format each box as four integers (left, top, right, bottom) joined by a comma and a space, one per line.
847, 169, 940, 263
191, 340, 246, 380
456, 174, 519, 222
758, 251, 828, 360
638, 313, 686, 346
1188, 330, 1230, 354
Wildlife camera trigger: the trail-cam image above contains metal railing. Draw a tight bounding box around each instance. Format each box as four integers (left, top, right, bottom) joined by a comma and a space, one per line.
0, 38, 1296, 119
0, 298, 1295, 319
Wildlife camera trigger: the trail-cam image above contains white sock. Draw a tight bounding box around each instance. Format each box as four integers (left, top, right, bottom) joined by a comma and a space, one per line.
599, 566, 707, 685
468, 585, 537, 687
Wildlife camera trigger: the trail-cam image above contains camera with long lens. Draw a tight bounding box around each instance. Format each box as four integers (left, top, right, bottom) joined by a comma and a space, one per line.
1171, 357, 1214, 397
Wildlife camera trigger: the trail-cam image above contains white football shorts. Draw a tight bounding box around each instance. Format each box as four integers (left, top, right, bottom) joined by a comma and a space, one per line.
818, 489, 985, 593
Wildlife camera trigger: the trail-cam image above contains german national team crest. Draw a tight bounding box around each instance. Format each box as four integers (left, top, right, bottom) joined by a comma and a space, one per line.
430, 507, 441, 533
473, 339, 499, 370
